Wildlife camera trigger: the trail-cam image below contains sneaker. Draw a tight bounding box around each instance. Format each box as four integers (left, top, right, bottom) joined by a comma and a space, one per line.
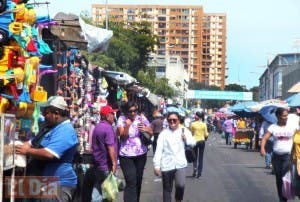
197, 173, 201, 178
192, 171, 197, 177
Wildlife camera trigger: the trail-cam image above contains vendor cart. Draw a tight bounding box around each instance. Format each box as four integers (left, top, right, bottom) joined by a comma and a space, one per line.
233, 128, 255, 149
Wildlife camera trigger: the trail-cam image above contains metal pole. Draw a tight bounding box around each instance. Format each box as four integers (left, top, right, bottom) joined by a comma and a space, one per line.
105, 0, 108, 30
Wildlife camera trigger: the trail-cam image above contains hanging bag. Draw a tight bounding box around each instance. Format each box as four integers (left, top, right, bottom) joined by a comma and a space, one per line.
101, 172, 119, 201
282, 170, 295, 200
182, 128, 196, 163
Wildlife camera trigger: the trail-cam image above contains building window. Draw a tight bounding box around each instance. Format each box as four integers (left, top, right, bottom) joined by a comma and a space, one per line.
182, 9, 189, 14
128, 16, 135, 21
127, 8, 135, 14
159, 9, 166, 14
156, 66, 165, 73
158, 16, 166, 21
158, 23, 166, 28
273, 71, 282, 98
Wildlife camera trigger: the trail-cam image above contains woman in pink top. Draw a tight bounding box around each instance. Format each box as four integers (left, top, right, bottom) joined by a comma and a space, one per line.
117, 101, 153, 202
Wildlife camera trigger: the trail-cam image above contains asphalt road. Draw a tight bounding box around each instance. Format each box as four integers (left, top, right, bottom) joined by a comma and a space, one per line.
115, 132, 298, 202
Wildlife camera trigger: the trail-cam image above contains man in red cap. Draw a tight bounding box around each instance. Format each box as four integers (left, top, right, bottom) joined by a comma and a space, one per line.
83, 105, 119, 201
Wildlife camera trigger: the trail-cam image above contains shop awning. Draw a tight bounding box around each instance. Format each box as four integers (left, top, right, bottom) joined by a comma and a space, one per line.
104, 71, 137, 86
146, 93, 160, 107
288, 82, 300, 93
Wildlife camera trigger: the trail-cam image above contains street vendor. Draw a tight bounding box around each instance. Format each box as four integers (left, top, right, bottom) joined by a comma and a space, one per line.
15, 96, 79, 202
237, 117, 246, 129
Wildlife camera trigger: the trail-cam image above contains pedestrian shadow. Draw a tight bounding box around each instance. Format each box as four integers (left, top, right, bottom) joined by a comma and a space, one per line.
245, 165, 266, 169
239, 148, 259, 152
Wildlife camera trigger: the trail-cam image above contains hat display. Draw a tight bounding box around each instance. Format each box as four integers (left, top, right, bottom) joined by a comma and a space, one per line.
100, 105, 118, 116
39, 96, 67, 110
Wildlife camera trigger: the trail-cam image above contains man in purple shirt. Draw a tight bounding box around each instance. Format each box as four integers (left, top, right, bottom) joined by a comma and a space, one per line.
89, 105, 118, 201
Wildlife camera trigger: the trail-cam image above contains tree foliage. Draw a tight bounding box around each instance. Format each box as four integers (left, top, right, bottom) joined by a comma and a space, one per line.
137, 68, 174, 98
249, 86, 259, 101
224, 83, 247, 92
81, 19, 172, 97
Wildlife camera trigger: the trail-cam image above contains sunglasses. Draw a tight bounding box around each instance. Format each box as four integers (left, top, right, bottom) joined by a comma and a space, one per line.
168, 118, 178, 123
128, 109, 137, 113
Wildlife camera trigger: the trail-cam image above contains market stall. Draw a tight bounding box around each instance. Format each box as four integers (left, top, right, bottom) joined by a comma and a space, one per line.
0, 0, 56, 200
233, 128, 255, 149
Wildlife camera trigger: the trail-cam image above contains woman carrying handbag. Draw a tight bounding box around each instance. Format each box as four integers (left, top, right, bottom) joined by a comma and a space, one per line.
153, 111, 195, 202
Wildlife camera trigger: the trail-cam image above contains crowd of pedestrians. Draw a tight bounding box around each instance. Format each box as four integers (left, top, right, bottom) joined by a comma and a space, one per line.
15, 95, 300, 202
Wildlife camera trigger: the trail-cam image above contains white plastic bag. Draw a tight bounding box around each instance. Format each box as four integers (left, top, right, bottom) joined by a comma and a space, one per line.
79, 18, 113, 53
282, 171, 295, 200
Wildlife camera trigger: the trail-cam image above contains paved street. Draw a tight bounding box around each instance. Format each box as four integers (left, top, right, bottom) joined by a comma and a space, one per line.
115, 132, 298, 202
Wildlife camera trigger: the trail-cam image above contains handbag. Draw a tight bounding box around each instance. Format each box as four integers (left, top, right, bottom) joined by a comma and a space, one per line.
182, 128, 196, 163
140, 131, 152, 146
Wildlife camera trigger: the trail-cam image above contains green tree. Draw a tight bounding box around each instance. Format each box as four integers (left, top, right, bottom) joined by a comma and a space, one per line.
85, 21, 158, 79
225, 84, 248, 91
137, 68, 174, 98
249, 86, 259, 101
154, 78, 174, 98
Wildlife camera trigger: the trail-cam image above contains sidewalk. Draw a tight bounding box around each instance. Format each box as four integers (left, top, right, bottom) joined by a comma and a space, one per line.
115, 148, 163, 202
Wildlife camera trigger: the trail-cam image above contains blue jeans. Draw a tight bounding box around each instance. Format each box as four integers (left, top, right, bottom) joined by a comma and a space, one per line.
91, 187, 102, 202
265, 139, 273, 167
193, 141, 205, 175
272, 153, 290, 202
265, 152, 273, 167
225, 132, 232, 145
93, 170, 110, 202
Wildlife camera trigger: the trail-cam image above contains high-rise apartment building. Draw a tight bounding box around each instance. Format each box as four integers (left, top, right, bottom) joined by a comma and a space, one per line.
91, 4, 227, 89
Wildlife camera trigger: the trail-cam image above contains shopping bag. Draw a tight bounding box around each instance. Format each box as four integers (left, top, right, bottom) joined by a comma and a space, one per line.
282, 170, 295, 200
101, 172, 119, 201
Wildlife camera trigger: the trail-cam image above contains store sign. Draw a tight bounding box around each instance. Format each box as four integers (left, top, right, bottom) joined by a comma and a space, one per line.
5, 176, 59, 199
186, 90, 253, 101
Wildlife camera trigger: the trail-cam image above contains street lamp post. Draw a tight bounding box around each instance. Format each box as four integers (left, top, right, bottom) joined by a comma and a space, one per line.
105, 0, 108, 30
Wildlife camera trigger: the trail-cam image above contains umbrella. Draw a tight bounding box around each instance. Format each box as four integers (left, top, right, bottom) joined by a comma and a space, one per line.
249, 99, 288, 112
166, 106, 186, 117
288, 82, 300, 93
229, 101, 258, 112
259, 105, 278, 124
218, 107, 229, 113
286, 92, 300, 107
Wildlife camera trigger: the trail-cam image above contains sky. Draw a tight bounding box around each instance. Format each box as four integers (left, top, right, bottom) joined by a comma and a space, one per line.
34, 0, 300, 89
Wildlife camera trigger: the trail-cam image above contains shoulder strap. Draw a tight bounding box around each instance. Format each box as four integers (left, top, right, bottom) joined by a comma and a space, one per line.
181, 127, 187, 146
31, 127, 51, 148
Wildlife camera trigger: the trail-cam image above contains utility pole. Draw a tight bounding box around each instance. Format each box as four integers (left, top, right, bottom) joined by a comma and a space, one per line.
105, 0, 108, 30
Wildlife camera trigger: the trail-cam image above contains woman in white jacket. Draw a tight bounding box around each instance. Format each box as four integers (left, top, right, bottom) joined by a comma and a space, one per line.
153, 111, 196, 202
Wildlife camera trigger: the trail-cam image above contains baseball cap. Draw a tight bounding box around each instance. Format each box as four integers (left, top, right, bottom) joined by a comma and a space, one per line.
40, 96, 67, 110
100, 105, 118, 116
